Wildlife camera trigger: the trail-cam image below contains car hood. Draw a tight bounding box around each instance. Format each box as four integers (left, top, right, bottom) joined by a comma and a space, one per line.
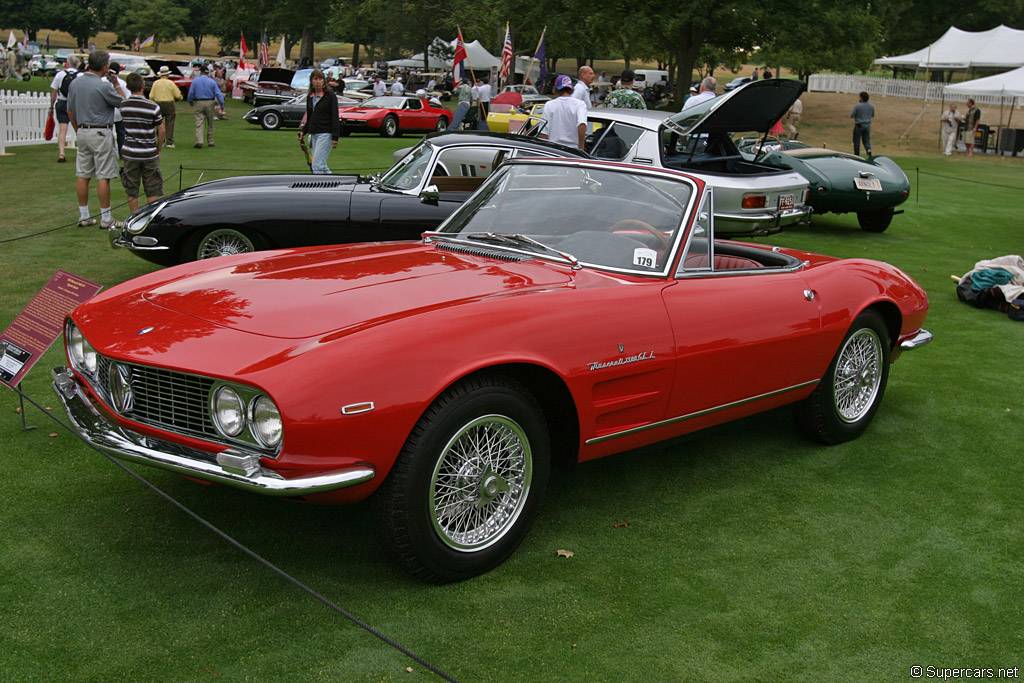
665, 79, 805, 136
140, 243, 575, 338
257, 67, 294, 84
170, 174, 364, 199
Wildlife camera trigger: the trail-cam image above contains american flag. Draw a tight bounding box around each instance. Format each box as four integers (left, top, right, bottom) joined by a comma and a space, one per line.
499, 23, 512, 84
133, 35, 140, 51
260, 33, 271, 66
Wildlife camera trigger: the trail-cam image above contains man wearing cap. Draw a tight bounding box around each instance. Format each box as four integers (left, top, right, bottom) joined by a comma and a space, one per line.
541, 74, 588, 149
149, 65, 182, 148
66, 50, 127, 228
187, 64, 225, 148
603, 70, 646, 109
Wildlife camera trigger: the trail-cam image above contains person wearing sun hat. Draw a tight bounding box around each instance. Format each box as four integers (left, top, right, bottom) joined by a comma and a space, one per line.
540, 74, 588, 149
149, 65, 183, 148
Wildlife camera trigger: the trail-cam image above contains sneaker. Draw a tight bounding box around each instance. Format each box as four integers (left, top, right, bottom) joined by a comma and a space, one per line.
165, 143, 175, 148
78, 217, 97, 227
194, 143, 203, 148
100, 218, 124, 229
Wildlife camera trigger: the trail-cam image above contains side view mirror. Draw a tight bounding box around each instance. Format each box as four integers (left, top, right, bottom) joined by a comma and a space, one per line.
421, 185, 440, 203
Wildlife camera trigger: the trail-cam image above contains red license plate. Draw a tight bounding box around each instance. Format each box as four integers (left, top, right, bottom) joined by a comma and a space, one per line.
778, 194, 795, 210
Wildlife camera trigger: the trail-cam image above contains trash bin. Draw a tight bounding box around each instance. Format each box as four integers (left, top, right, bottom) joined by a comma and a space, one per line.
974, 123, 991, 151
998, 128, 1024, 156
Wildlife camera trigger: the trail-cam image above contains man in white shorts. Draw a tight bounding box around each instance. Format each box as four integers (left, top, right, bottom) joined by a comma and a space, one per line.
66, 50, 126, 228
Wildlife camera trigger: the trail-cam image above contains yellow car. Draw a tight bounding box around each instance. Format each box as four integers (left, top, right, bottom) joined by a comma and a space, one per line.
486, 103, 545, 133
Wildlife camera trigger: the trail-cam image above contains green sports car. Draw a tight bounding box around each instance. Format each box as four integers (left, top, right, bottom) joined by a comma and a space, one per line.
738, 138, 910, 232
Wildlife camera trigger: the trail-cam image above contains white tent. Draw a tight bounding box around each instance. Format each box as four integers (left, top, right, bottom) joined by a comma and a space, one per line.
386, 37, 501, 71
943, 66, 1024, 98
875, 25, 1024, 70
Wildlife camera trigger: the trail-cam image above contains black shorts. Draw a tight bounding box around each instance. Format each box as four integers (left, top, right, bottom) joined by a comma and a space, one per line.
55, 99, 69, 124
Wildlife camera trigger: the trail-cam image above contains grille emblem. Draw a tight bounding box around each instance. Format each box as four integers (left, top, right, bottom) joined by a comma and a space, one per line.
108, 363, 135, 414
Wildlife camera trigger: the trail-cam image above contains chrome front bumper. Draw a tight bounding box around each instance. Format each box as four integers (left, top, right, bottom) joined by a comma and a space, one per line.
107, 226, 170, 253
51, 367, 375, 496
899, 328, 933, 350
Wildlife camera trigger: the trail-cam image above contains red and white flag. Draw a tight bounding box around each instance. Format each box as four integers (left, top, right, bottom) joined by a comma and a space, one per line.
452, 28, 467, 81
239, 32, 248, 69
499, 23, 513, 84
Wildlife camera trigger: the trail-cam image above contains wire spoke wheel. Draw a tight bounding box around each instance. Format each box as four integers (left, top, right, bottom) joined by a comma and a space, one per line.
197, 229, 255, 260
794, 310, 890, 444
430, 414, 532, 551
832, 328, 883, 423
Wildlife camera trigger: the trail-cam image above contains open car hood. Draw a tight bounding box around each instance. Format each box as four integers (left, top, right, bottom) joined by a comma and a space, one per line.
145, 59, 186, 78
665, 79, 805, 136
258, 67, 294, 84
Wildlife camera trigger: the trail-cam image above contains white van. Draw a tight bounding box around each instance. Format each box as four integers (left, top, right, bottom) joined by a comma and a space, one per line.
632, 69, 668, 90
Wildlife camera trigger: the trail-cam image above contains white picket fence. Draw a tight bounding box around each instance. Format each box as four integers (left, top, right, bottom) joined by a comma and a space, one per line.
0, 89, 77, 154
807, 74, 1015, 107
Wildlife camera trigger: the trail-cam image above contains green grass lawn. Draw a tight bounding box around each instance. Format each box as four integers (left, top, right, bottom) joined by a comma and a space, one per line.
2, 90, 1024, 681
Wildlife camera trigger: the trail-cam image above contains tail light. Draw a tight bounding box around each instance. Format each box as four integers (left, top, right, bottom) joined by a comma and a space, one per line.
742, 194, 767, 209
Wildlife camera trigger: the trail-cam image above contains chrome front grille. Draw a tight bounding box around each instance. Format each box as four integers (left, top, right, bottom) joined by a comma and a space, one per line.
96, 356, 218, 440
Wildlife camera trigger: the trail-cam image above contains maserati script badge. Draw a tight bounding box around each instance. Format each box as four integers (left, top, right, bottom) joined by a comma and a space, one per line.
587, 350, 655, 371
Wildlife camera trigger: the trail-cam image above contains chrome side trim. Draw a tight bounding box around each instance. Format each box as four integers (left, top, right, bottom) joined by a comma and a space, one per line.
51, 367, 375, 496
585, 379, 819, 445
899, 328, 933, 350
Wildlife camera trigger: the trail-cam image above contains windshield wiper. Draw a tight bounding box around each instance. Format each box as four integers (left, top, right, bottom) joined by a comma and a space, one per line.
469, 232, 580, 268
423, 232, 580, 268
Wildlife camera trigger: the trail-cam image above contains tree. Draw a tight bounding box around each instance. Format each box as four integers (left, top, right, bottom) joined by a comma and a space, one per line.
759, 1, 881, 81
180, 0, 213, 55
42, 0, 104, 49
115, 0, 188, 52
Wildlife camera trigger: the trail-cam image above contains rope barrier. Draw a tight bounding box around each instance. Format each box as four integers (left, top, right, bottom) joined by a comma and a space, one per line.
10, 383, 461, 683
1, 165, 392, 245
915, 168, 1024, 191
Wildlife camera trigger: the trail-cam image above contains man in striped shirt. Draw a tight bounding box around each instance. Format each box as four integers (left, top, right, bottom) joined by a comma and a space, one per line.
120, 72, 165, 213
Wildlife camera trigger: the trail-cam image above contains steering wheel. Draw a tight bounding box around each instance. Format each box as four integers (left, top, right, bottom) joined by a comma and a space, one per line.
754, 135, 783, 158
609, 219, 670, 250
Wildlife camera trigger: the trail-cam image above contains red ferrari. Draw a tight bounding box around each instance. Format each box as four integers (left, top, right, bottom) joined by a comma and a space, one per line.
339, 95, 452, 137
53, 159, 930, 583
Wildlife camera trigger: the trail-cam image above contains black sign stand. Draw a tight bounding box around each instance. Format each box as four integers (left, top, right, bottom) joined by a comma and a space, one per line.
16, 383, 36, 431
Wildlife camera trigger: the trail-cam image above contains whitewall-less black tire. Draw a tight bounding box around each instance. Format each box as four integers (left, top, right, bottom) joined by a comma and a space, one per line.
374, 374, 550, 583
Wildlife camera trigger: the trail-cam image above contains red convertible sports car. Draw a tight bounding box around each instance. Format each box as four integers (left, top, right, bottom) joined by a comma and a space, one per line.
339, 95, 452, 137
52, 159, 931, 583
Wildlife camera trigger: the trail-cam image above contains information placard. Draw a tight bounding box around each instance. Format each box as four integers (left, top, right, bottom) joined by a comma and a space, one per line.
0, 270, 102, 388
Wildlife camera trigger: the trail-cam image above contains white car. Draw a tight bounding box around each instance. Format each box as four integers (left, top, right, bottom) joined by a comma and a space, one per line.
576, 79, 812, 237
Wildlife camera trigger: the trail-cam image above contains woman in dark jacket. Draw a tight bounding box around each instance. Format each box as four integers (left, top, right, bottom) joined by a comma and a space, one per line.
298, 69, 340, 174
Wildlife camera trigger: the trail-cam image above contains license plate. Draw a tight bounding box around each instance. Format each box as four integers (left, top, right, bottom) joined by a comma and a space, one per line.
778, 194, 795, 210
855, 178, 883, 191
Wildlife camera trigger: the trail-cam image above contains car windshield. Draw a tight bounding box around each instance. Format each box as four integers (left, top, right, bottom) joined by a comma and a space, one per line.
286, 93, 307, 106
379, 141, 433, 191
433, 161, 695, 276
290, 69, 313, 90
360, 96, 404, 109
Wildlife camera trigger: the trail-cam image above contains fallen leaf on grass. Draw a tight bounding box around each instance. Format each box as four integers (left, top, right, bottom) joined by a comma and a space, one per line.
556, 549, 574, 558
15, 407, 21, 414
48, 433, 58, 438
406, 667, 414, 673
613, 522, 630, 528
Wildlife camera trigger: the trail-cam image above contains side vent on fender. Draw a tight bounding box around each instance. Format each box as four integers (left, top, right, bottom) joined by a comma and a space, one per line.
289, 181, 344, 189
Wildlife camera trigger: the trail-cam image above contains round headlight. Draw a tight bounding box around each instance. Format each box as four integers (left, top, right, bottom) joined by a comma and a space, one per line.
251, 396, 282, 448
212, 385, 245, 437
68, 324, 98, 374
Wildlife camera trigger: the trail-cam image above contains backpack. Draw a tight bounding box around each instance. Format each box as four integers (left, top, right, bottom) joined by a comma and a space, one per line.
58, 69, 80, 98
